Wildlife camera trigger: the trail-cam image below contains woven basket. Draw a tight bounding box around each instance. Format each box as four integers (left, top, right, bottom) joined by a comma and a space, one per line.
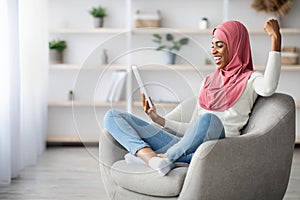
134, 10, 161, 28
281, 52, 299, 65
281, 47, 299, 65
135, 19, 160, 28
282, 55, 299, 65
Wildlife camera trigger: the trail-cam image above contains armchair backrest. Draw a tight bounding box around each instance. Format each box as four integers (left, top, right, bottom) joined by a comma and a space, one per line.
242, 93, 295, 137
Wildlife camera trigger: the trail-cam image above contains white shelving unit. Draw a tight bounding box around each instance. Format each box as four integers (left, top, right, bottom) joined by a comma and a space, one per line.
49, 63, 300, 71
50, 27, 300, 35
48, 0, 300, 143
48, 100, 178, 108
49, 28, 128, 34
49, 64, 127, 70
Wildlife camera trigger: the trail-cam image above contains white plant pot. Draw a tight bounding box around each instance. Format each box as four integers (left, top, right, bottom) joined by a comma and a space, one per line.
93, 17, 104, 28
166, 51, 176, 65
199, 19, 208, 30
49, 50, 63, 64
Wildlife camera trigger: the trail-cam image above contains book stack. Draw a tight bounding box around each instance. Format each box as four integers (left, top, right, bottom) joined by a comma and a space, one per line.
106, 70, 127, 102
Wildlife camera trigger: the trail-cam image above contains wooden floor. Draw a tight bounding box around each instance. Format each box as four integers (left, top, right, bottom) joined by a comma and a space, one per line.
0, 146, 299, 200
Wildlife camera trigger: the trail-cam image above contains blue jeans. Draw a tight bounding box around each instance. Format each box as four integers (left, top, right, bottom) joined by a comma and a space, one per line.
103, 109, 225, 163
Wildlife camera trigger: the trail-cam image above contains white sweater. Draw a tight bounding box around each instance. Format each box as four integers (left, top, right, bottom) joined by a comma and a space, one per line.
164, 51, 281, 137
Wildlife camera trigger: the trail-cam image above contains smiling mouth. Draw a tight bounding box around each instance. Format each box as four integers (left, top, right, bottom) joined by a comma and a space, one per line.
214, 56, 222, 64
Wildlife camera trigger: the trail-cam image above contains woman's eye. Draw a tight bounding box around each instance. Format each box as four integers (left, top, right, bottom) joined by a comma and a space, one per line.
212, 42, 224, 49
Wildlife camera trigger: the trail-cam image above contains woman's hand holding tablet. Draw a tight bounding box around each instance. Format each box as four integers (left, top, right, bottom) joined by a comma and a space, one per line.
132, 65, 153, 108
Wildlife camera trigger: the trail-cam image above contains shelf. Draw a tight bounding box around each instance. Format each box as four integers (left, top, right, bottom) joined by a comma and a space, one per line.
49, 64, 127, 71
249, 28, 300, 35
49, 64, 82, 70
47, 135, 300, 144
49, 28, 300, 35
48, 64, 214, 71
254, 65, 300, 71
48, 64, 213, 71
133, 28, 300, 35
46, 136, 99, 143
49, 27, 215, 35
132, 28, 213, 35
47, 134, 300, 144
49, 28, 128, 34
279, 65, 300, 71
49, 64, 300, 72
281, 28, 300, 34
48, 99, 299, 108
48, 100, 179, 108
141, 65, 300, 72
47, 64, 218, 71
137, 64, 215, 71
48, 100, 126, 107
296, 137, 300, 144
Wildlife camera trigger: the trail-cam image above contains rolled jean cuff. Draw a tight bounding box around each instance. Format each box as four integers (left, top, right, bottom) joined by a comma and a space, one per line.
130, 144, 150, 155
166, 146, 184, 162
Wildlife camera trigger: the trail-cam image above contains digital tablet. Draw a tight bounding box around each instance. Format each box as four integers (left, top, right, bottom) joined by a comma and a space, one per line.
131, 65, 153, 108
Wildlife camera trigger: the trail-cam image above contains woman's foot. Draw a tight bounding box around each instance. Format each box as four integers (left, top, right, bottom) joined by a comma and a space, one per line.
124, 153, 148, 166
158, 153, 167, 158
148, 157, 175, 176
136, 147, 157, 163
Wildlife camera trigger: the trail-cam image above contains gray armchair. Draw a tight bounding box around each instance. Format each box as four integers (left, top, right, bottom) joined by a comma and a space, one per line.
99, 93, 295, 200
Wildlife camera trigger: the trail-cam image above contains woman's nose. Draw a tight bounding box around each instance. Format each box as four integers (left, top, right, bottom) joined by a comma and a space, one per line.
211, 47, 217, 55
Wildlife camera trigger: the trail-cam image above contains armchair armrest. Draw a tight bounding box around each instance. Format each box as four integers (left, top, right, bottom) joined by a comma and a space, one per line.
99, 129, 127, 167
99, 129, 128, 199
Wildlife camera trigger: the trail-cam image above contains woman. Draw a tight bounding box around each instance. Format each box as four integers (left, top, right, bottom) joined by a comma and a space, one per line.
104, 19, 281, 176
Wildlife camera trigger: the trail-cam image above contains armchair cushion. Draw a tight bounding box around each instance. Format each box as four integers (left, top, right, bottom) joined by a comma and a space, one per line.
111, 160, 188, 197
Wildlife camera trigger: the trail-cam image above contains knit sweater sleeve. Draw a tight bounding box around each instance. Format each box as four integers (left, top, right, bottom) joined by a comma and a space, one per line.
164, 119, 189, 137
253, 51, 281, 96
163, 97, 198, 137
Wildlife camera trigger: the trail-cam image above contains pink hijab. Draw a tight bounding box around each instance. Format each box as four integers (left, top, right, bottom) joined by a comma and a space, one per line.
198, 20, 254, 111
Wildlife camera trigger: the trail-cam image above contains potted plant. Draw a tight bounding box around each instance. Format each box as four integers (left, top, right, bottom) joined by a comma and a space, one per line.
153, 33, 189, 64
49, 40, 67, 64
89, 6, 107, 28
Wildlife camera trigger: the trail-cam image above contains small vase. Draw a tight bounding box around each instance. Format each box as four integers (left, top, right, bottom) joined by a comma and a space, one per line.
49, 50, 63, 64
166, 51, 176, 65
68, 90, 74, 101
199, 18, 208, 30
93, 17, 104, 28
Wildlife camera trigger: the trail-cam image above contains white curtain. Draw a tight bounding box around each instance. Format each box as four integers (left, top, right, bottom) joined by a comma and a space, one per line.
0, 0, 48, 185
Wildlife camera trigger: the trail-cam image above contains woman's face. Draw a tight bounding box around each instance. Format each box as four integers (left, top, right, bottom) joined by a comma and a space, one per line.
211, 37, 230, 69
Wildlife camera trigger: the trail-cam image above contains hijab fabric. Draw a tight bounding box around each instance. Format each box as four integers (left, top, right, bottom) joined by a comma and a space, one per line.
198, 20, 254, 111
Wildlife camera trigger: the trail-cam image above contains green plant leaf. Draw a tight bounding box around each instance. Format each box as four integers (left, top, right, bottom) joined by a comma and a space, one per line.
166, 33, 174, 41
153, 34, 162, 40
49, 40, 67, 52
89, 6, 107, 18
152, 33, 189, 52
179, 38, 189, 45
172, 42, 180, 51
156, 45, 166, 51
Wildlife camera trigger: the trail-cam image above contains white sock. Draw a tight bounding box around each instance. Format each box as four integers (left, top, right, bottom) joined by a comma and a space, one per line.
124, 153, 148, 166
148, 157, 175, 176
